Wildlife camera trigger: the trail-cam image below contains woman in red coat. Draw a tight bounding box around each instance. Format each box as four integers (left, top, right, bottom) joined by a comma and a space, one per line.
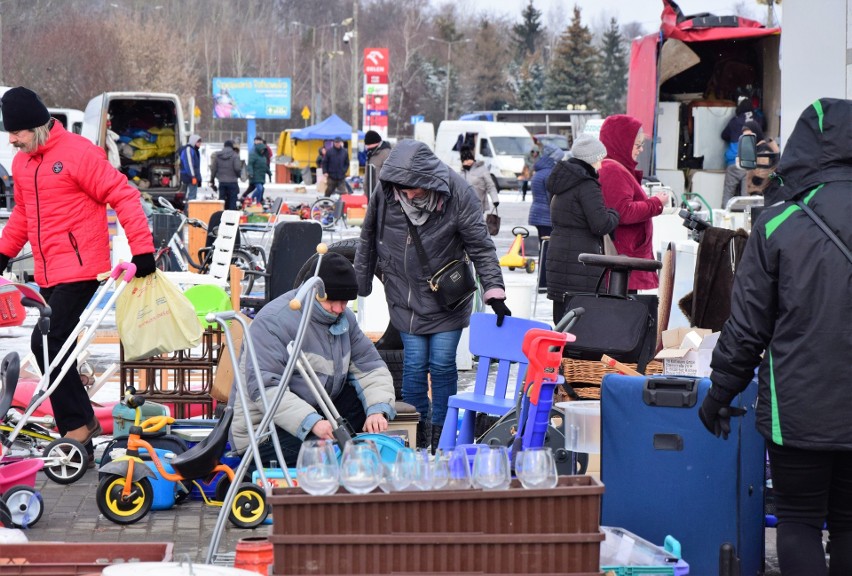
598, 115, 669, 291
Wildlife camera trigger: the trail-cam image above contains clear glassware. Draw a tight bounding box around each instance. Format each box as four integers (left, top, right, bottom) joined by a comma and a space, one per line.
446, 446, 473, 490
514, 447, 559, 489
390, 447, 418, 492
339, 441, 382, 495
472, 445, 511, 490
430, 450, 450, 490
412, 449, 434, 491
295, 439, 339, 496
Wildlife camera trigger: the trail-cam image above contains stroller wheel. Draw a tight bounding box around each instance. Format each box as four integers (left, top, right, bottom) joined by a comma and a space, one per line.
228, 482, 267, 529
96, 474, 153, 524
2, 485, 43, 528
42, 438, 88, 484
0, 500, 11, 528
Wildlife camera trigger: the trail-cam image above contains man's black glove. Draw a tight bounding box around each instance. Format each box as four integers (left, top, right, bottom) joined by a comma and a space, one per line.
209, 181, 218, 192
486, 298, 511, 327
131, 253, 157, 278
699, 394, 746, 440
493, 201, 500, 208
0, 253, 9, 273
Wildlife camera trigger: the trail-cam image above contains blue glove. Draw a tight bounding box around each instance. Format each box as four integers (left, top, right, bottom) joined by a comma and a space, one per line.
486, 298, 511, 327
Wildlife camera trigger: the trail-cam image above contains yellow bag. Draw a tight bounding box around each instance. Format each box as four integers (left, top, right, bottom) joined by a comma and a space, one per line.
116, 270, 203, 361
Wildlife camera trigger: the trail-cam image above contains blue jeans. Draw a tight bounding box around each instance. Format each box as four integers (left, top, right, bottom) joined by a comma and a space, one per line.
250, 182, 264, 204
399, 330, 462, 427
218, 182, 239, 210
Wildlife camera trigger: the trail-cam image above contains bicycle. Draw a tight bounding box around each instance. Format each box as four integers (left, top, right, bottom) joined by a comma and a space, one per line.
96, 387, 267, 527
153, 198, 260, 295
309, 196, 347, 230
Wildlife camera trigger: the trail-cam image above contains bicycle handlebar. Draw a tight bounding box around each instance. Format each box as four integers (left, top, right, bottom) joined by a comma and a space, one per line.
157, 196, 176, 211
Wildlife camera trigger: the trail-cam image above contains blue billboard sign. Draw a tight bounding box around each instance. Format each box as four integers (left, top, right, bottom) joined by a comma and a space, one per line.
212, 77, 291, 119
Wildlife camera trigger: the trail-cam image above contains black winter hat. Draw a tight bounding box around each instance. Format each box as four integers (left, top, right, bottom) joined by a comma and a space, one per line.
1, 87, 51, 132
364, 130, 382, 146
223, 140, 235, 149
460, 146, 475, 162
317, 252, 358, 301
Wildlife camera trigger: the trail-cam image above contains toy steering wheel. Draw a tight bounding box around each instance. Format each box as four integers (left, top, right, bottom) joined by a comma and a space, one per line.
512, 226, 530, 238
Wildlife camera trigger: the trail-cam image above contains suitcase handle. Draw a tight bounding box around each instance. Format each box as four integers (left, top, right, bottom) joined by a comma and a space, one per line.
642, 376, 700, 408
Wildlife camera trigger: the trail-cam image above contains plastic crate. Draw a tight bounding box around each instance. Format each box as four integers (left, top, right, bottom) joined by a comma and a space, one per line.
601, 527, 689, 576
269, 475, 604, 575
0, 542, 172, 575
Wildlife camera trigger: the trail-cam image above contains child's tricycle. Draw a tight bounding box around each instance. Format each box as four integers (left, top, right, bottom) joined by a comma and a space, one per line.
96, 388, 267, 527
499, 226, 536, 274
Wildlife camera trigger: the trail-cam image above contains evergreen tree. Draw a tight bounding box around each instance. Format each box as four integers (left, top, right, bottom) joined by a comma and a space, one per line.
544, 5, 600, 110
597, 17, 629, 116
516, 56, 546, 109
511, 0, 545, 63
469, 19, 514, 110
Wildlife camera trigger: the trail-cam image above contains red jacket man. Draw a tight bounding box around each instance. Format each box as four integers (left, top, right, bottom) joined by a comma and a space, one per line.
0, 87, 156, 455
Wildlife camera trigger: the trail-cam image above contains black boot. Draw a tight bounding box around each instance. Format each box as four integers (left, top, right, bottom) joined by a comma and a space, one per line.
430, 424, 443, 455
416, 420, 431, 450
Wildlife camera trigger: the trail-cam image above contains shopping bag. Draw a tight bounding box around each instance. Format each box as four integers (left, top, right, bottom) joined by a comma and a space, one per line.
486, 207, 500, 236
116, 270, 203, 361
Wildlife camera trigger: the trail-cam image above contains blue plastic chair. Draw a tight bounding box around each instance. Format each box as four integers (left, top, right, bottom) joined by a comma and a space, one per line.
437, 313, 553, 451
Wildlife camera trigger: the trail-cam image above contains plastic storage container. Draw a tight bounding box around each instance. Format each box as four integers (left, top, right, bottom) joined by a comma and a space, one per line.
600, 526, 690, 575
112, 400, 170, 439
269, 475, 604, 575
0, 542, 172, 575
558, 400, 601, 454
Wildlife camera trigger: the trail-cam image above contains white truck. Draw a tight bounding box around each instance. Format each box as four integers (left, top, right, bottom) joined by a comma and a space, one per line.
433, 120, 534, 192
82, 91, 187, 201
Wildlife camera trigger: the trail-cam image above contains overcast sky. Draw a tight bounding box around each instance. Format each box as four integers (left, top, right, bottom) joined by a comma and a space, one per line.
456, 0, 781, 32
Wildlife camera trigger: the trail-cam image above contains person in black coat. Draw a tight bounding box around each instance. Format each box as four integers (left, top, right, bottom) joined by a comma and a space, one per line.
545, 134, 620, 325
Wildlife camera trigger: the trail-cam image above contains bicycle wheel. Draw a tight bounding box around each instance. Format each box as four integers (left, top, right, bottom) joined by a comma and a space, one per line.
231, 249, 258, 296
154, 249, 171, 272
310, 198, 335, 223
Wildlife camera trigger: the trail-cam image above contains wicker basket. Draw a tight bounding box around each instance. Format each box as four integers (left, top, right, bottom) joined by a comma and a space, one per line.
561, 358, 664, 400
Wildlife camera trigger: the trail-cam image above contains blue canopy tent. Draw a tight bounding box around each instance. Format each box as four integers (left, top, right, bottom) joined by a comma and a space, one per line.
292, 114, 364, 141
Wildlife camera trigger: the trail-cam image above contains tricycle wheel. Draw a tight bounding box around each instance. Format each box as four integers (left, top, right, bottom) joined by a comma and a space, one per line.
525, 259, 536, 274
43, 437, 88, 484
214, 475, 231, 502
96, 474, 153, 524
228, 482, 267, 528
508, 266, 515, 271
2, 485, 43, 528
0, 500, 11, 528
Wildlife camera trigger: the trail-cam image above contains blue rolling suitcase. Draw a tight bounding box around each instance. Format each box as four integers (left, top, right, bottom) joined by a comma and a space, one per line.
600, 374, 765, 576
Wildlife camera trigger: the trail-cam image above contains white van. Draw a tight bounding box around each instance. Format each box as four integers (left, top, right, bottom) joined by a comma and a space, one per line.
48, 107, 84, 134
83, 91, 186, 199
434, 120, 534, 191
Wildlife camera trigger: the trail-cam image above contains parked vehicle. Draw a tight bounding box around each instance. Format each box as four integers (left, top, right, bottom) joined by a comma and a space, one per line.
434, 120, 534, 192
82, 92, 186, 201
48, 107, 84, 134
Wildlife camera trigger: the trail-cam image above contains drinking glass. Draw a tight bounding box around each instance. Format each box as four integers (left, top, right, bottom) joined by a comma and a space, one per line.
430, 450, 451, 490
339, 441, 382, 494
390, 448, 418, 492
445, 446, 473, 490
514, 447, 558, 489
472, 445, 511, 490
295, 439, 339, 496
412, 449, 434, 491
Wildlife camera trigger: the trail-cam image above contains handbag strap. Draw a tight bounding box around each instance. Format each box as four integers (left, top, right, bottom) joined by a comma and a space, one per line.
796, 200, 852, 266
401, 209, 435, 278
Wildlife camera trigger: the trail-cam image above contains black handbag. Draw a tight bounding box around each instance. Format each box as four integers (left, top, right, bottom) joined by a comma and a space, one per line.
403, 213, 476, 311
486, 207, 500, 236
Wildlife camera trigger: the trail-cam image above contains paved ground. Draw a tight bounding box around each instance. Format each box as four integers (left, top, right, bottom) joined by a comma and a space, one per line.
2, 184, 787, 573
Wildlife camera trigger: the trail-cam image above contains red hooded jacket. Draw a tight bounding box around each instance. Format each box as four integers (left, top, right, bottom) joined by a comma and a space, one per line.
598, 114, 664, 290
0, 121, 154, 287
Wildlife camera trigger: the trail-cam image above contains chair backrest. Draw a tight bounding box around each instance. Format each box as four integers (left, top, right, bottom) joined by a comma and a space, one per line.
468, 313, 552, 401
266, 220, 323, 301
206, 210, 241, 282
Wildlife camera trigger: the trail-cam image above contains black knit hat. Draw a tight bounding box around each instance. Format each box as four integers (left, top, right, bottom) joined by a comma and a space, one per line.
1, 87, 51, 132
317, 253, 358, 301
364, 130, 382, 146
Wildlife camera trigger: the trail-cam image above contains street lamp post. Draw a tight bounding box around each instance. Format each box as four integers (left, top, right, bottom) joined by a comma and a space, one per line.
349, 1, 359, 178
428, 36, 471, 122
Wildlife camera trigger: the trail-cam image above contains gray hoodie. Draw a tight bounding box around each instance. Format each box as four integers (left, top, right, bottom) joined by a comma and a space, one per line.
210, 145, 242, 183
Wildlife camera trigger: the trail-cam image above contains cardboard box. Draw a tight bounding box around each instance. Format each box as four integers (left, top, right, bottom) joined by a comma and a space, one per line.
655, 327, 720, 377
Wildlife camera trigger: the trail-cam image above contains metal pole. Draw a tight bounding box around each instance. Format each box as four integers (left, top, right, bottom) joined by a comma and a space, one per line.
350, 0, 360, 177
310, 27, 316, 121
444, 42, 451, 122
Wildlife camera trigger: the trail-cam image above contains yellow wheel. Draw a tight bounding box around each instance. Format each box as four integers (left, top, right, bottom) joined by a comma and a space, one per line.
228, 482, 268, 528
96, 474, 153, 524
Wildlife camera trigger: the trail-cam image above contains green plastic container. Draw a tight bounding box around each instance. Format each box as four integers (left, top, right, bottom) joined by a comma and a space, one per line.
183, 284, 232, 328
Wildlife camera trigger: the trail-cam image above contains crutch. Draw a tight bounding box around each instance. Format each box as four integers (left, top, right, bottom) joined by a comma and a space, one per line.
1, 262, 136, 458
206, 246, 329, 564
